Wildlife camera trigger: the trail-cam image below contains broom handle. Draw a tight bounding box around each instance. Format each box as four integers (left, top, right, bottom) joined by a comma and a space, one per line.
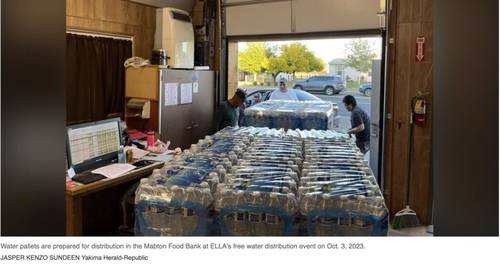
406, 119, 414, 206
406, 97, 417, 206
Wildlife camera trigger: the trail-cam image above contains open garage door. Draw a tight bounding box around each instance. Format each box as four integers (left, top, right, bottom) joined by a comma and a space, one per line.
222, 0, 384, 36
220, 1, 388, 185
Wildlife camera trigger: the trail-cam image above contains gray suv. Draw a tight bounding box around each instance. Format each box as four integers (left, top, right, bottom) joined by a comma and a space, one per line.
293, 75, 345, 96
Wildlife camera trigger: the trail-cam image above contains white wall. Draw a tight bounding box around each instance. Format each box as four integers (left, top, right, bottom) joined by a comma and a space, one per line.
328, 64, 362, 81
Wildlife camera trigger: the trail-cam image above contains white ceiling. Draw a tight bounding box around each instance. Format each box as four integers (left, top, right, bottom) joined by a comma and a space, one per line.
129, 0, 197, 12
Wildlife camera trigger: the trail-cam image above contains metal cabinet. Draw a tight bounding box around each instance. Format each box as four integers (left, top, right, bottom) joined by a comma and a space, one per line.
159, 69, 215, 149
126, 67, 215, 149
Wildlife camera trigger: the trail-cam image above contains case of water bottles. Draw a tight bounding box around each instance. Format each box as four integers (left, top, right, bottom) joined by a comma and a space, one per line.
214, 133, 302, 236
134, 131, 251, 236
243, 100, 335, 130
299, 136, 388, 236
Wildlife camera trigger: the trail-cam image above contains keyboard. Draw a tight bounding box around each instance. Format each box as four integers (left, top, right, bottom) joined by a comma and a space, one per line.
72, 160, 159, 185
132, 160, 157, 169
72, 172, 106, 184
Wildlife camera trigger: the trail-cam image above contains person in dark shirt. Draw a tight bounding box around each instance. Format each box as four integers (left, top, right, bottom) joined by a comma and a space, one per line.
214, 89, 247, 131
238, 102, 246, 126
343, 95, 371, 154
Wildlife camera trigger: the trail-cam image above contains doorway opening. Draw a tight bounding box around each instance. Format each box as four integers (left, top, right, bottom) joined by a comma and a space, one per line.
227, 36, 385, 183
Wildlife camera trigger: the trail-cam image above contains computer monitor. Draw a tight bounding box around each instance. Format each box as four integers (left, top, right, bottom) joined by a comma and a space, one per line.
66, 118, 122, 173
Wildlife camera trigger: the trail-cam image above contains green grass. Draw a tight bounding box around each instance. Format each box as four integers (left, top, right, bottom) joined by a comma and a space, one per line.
347, 81, 361, 89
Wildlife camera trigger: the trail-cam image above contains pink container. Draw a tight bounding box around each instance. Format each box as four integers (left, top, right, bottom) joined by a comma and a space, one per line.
146, 131, 155, 147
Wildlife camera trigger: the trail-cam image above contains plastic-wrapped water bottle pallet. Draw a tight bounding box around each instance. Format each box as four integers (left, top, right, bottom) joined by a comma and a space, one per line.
135, 127, 389, 236
217, 204, 296, 236
220, 126, 287, 137
215, 190, 298, 236
243, 100, 335, 130
135, 133, 245, 236
135, 199, 215, 236
214, 133, 303, 236
302, 209, 388, 236
298, 137, 388, 236
134, 168, 217, 236
226, 172, 298, 194
299, 195, 388, 235
298, 182, 388, 236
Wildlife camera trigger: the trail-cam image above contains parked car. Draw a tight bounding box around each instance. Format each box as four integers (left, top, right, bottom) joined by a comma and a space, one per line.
295, 89, 325, 101
359, 83, 372, 96
245, 88, 323, 106
242, 88, 340, 127
292, 75, 345, 96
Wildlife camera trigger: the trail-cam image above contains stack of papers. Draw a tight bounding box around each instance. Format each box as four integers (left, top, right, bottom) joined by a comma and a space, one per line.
143, 153, 173, 162
91, 164, 136, 179
124, 146, 150, 159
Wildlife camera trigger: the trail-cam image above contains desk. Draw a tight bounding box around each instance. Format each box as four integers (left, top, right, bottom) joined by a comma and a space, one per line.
66, 161, 164, 236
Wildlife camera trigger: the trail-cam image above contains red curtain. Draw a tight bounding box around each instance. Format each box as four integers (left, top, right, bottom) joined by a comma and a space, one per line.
66, 33, 132, 124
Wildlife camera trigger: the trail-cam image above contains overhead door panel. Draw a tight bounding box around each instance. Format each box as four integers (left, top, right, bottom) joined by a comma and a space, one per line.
223, 0, 383, 37
225, 1, 292, 36
295, 0, 380, 32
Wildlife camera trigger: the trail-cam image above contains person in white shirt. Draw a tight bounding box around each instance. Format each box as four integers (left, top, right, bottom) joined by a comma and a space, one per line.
270, 79, 299, 101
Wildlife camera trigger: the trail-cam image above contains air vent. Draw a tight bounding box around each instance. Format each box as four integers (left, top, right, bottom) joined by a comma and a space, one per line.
171, 11, 191, 23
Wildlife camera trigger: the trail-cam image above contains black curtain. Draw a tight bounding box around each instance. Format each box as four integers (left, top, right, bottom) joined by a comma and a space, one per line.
66, 33, 132, 124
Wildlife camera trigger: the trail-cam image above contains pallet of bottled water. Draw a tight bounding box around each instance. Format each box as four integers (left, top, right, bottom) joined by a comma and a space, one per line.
135, 127, 388, 236
215, 132, 302, 236
134, 132, 251, 236
243, 100, 335, 130
298, 134, 388, 236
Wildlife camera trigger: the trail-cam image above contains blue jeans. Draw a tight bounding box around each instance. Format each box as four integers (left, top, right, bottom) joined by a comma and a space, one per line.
356, 140, 370, 154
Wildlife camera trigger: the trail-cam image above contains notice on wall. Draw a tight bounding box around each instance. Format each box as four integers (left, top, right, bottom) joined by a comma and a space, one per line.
164, 83, 178, 106
180, 83, 193, 104
193, 82, 199, 94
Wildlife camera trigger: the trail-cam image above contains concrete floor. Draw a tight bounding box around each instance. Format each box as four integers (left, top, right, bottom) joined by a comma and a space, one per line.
388, 225, 433, 236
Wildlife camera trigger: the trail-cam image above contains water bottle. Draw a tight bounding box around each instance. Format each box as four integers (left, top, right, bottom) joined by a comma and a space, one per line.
118, 145, 126, 163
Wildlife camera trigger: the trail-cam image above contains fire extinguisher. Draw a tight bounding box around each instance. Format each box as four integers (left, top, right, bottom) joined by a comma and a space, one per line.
412, 95, 427, 127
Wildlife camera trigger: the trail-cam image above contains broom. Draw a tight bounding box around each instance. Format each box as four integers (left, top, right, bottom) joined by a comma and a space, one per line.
391, 96, 421, 229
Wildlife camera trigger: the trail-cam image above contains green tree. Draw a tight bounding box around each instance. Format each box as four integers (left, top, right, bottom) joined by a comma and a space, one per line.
238, 43, 269, 81
306, 52, 326, 73
265, 44, 278, 58
268, 56, 287, 80
269, 43, 324, 79
344, 40, 377, 75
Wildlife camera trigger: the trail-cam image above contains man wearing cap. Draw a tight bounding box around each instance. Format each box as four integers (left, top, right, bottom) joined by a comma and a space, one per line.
214, 89, 247, 131
270, 79, 299, 101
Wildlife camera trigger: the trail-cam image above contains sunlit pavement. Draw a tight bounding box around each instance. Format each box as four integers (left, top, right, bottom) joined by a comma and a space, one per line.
316, 91, 370, 116
317, 91, 371, 132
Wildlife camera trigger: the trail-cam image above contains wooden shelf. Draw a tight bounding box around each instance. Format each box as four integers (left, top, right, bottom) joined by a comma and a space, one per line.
125, 66, 159, 100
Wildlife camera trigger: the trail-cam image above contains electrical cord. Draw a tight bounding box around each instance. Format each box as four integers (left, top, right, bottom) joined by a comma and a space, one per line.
124, 56, 151, 68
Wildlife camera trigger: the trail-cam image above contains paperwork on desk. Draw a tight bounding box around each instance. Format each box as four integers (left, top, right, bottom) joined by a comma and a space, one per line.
124, 146, 150, 159
91, 164, 136, 179
144, 154, 172, 162
144, 149, 173, 162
